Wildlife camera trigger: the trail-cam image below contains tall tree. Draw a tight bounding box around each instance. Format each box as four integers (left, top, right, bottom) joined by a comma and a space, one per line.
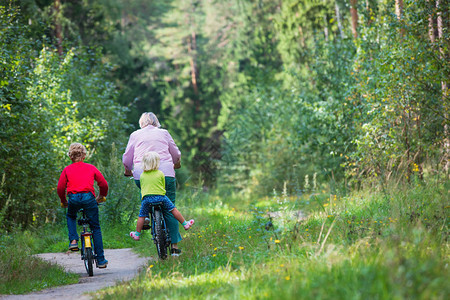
53, 0, 63, 56
436, 0, 449, 173
395, 0, 405, 36
350, 0, 358, 38
335, 0, 345, 39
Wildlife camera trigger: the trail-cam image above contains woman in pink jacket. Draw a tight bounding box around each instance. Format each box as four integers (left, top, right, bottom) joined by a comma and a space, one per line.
122, 112, 183, 256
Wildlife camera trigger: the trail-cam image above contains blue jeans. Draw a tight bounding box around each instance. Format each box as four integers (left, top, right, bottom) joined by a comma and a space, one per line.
67, 192, 106, 262
139, 195, 176, 217
135, 177, 181, 244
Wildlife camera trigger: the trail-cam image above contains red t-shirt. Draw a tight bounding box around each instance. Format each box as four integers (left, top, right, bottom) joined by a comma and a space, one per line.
57, 161, 108, 204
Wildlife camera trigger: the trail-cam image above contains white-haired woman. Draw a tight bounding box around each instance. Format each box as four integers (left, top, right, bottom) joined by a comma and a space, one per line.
122, 112, 183, 255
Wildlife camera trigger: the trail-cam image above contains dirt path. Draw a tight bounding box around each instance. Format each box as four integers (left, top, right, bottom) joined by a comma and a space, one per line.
0, 248, 150, 300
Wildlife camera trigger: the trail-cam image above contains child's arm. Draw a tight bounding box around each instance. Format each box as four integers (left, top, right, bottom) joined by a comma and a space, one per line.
94, 167, 109, 197
57, 169, 68, 207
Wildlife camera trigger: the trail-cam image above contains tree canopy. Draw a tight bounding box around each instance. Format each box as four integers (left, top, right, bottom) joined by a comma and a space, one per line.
1, 0, 448, 229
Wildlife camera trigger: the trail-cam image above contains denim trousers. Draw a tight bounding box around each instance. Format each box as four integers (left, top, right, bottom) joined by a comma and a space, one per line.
135, 177, 182, 244
67, 192, 106, 262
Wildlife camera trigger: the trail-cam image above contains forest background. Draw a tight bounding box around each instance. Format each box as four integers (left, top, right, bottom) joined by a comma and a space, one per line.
0, 0, 449, 298
0, 0, 449, 233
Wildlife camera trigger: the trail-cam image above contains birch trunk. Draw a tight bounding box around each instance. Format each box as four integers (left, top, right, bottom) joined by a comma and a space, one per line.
335, 1, 345, 39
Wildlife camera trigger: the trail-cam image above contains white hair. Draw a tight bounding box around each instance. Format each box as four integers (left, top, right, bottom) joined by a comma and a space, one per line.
142, 151, 160, 171
139, 112, 161, 129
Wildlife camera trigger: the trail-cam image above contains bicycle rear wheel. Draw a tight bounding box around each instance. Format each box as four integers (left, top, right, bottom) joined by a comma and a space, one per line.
84, 247, 94, 276
154, 209, 168, 260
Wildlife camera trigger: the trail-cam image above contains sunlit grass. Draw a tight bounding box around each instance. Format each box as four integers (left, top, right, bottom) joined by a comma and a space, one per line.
2, 181, 447, 298
95, 181, 449, 299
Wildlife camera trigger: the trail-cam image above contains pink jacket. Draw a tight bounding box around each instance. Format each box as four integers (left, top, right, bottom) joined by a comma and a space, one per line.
122, 125, 181, 179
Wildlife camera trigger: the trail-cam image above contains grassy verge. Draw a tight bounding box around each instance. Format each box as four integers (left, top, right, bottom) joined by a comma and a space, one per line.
94, 181, 449, 299
0, 216, 137, 295
0, 244, 78, 294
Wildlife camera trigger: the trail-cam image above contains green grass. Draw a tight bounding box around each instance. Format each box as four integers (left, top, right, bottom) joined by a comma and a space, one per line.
1, 181, 447, 298
0, 217, 137, 294
0, 242, 78, 295
93, 181, 449, 299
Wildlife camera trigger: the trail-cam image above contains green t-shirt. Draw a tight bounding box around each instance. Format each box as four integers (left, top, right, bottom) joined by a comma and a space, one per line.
140, 170, 166, 199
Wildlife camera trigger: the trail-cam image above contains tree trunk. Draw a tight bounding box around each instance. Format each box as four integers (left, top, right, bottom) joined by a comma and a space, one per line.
365, 0, 373, 25
54, 0, 63, 57
187, 31, 199, 96
417, 113, 424, 180
350, 0, 358, 39
323, 14, 329, 41
395, 0, 405, 36
335, 1, 345, 39
298, 25, 306, 47
437, 0, 449, 173
403, 110, 411, 182
427, 0, 436, 42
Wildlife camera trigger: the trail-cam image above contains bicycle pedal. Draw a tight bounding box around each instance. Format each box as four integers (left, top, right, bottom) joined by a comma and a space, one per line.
142, 224, 151, 230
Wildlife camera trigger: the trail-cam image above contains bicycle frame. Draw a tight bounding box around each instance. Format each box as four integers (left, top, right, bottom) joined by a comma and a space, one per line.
148, 202, 171, 259
78, 209, 97, 275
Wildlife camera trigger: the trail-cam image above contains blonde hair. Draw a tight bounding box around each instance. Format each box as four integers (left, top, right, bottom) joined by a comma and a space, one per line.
68, 143, 87, 162
142, 151, 160, 171
139, 112, 161, 129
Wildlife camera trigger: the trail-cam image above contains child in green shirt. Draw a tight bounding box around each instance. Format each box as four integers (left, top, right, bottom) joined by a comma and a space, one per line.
130, 151, 194, 240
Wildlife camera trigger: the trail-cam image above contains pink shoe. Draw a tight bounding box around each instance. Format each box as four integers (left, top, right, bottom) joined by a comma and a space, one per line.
183, 219, 194, 230
130, 231, 140, 241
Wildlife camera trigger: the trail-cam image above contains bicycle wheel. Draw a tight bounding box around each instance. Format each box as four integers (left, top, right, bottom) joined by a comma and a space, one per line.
84, 247, 94, 276
154, 209, 168, 260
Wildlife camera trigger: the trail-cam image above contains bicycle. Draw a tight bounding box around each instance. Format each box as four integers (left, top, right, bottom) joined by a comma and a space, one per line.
77, 207, 97, 276
145, 201, 171, 260
77, 199, 106, 276
124, 172, 171, 260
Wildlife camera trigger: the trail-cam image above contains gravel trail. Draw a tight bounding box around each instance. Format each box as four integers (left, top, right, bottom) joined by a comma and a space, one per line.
0, 248, 150, 300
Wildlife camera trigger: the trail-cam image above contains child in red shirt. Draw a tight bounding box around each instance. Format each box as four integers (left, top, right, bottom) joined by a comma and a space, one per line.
57, 143, 109, 268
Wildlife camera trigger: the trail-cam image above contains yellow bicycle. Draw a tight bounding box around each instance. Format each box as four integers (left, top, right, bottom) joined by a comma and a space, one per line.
77, 198, 105, 276
78, 208, 96, 276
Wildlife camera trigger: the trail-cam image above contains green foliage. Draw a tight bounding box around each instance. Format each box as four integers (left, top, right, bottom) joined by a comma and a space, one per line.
28, 46, 128, 164
219, 40, 356, 195
219, 0, 448, 194
96, 144, 140, 225
0, 5, 58, 230
348, 0, 449, 182
0, 4, 127, 231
